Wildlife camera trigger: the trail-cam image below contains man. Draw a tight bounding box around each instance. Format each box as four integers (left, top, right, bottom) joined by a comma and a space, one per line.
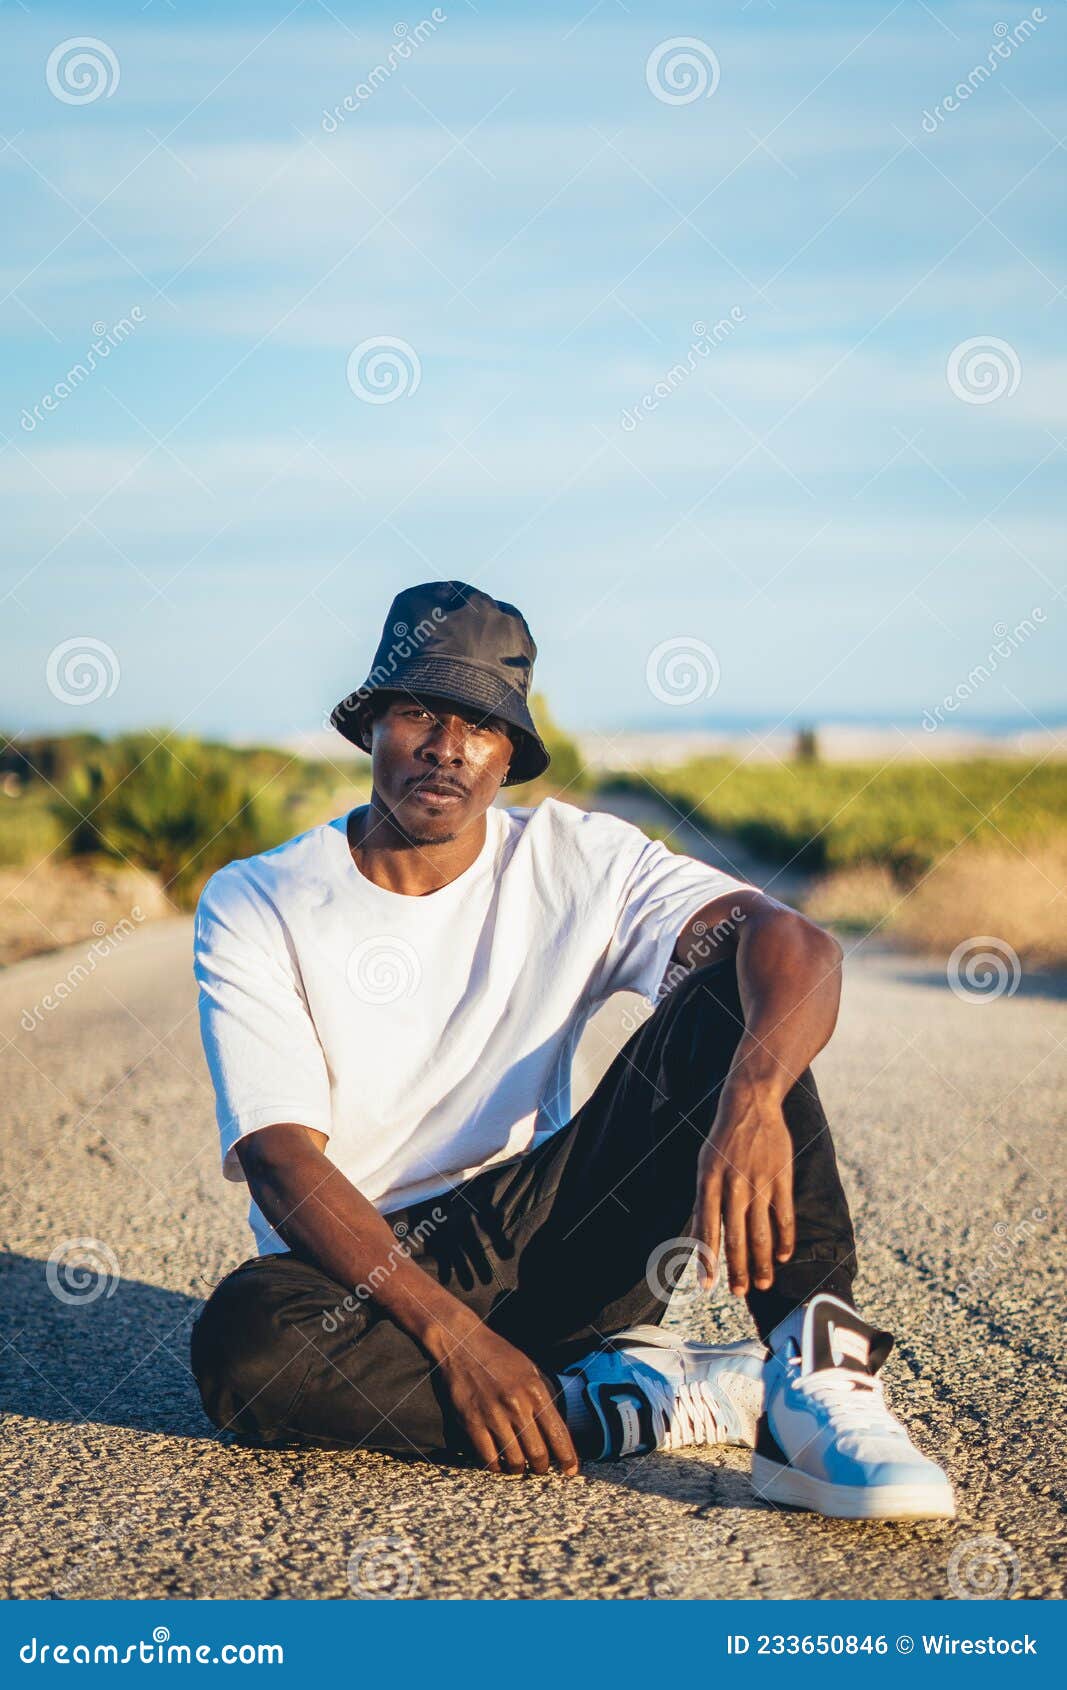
190, 580, 953, 1521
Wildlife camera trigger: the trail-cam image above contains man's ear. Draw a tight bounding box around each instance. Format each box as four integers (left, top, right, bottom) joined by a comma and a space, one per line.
355, 697, 377, 749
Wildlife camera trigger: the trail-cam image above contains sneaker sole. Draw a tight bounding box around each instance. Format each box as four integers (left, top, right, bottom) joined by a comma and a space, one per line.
751, 1453, 956, 1520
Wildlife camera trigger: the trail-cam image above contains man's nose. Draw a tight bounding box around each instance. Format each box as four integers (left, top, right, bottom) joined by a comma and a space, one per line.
422, 719, 468, 763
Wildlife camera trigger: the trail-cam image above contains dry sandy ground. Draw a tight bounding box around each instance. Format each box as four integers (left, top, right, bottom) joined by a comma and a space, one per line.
1, 810, 1064, 1601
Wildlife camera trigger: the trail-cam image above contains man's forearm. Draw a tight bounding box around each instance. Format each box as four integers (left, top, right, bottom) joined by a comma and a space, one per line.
727, 907, 843, 1101
688, 906, 843, 1293
240, 1129, 483, 1360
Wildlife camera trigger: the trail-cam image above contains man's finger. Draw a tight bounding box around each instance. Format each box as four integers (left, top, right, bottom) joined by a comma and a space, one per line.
723, 1180, 750, 1295
489, 1412, 528, 1475
467, 1419, 502, 1473
534, 1392, 580, 1476
514, 1408, 552, 1476
772, 1171, 796, 1262
695, 1163, 724, 1289
748, 1199, 775, 1291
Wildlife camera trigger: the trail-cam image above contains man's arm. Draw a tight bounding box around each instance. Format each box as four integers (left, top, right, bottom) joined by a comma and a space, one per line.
664, 889, 844, 1298
235, 1124, 578, 1476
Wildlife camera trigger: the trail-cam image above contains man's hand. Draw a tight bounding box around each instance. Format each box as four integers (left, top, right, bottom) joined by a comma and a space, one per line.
693, 1073, 796, 1296
238, 1125, 580, 1476
434, 1321, 579, 1476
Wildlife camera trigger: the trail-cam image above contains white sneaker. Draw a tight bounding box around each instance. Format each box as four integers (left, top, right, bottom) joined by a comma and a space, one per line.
558, 1324, 765, 1460
751, 1294, 956, 1520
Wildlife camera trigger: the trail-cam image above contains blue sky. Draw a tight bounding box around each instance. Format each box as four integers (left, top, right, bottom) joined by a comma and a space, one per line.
2, 0, 1063, 742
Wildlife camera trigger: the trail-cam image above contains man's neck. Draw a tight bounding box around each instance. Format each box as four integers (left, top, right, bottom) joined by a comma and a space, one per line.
347, 801, 488, 896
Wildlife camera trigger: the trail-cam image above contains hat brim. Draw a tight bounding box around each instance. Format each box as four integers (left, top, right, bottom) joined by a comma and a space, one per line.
330, 658, 550, 787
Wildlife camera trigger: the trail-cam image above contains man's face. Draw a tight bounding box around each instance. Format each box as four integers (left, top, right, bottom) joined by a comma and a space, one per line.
364, 693, 515, 843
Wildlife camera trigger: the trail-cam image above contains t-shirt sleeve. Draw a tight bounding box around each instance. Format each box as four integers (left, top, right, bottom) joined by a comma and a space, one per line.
194, 867, 333, 1183
588, 825, 756, 1006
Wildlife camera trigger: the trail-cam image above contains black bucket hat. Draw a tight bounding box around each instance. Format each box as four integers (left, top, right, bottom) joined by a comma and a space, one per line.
330, 581, 551, 787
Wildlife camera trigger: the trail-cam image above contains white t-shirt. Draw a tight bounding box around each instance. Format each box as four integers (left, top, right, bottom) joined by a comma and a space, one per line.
194, 797, 752, 1255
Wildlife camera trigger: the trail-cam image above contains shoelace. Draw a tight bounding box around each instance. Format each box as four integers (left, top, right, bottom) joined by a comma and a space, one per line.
644, 1374, 724, 1450
795, 1366, 905, 1437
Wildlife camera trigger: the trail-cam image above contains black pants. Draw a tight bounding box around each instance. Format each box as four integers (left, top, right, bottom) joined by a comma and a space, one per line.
190, 960, 857, 1459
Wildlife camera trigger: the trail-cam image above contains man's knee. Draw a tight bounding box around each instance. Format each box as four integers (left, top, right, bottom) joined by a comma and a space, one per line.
190, 1270, 313, 1443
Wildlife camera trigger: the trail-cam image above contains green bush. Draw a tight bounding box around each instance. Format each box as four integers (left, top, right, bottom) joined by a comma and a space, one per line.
0, 789, 67, 867
0, 732, 106, 787
606, 757, 1067, 880
53, 733, 298, 908
526, 692, 586, 795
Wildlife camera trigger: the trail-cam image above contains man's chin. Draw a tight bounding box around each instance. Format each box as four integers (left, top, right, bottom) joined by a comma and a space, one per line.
402, 825, 461, 846
389, 797, 465, 847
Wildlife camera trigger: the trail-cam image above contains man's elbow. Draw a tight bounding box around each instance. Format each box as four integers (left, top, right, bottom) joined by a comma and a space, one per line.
761, 901, 843, 976
235, 1122, 326, 1187
806, 916, 843, 974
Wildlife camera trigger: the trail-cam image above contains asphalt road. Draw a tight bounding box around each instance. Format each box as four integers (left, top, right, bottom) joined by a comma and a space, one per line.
2, 807, 1064, 1601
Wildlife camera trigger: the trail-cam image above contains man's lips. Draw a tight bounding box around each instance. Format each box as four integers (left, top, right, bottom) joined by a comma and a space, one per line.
408, 778, 468, 800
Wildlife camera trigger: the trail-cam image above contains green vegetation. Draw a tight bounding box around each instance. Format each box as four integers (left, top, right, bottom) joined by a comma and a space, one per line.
0, 732, 352, 906
603, 756, 1066, 880
526, 692, 587, 797
0, 786, 67, 867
